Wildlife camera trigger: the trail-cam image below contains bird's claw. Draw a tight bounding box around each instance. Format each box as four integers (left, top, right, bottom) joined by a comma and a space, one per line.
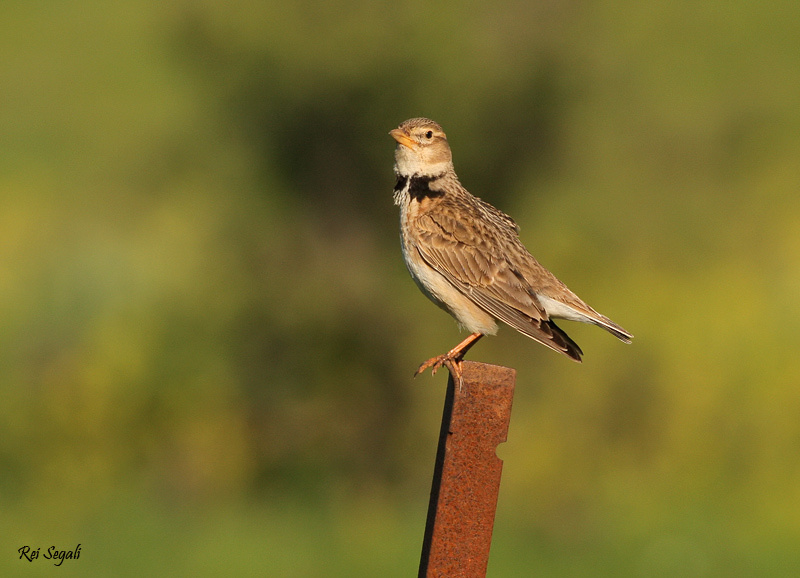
414, 355, 465, 390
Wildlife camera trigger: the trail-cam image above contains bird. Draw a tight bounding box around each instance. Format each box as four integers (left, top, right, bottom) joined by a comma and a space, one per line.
389, 117, 632, 382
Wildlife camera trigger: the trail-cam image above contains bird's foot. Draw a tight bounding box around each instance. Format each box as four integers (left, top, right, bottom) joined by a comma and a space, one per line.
412, 332, 483, 390
414, 354, 461, 377
414, 354, 465, 390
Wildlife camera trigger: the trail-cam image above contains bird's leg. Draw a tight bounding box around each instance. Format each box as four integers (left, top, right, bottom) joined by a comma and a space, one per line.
414, 332, 484, 386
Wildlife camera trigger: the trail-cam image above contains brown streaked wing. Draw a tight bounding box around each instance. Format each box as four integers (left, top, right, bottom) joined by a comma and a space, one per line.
413, 210, 583, 360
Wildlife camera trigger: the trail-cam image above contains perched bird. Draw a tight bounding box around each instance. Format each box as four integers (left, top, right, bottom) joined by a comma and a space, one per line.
390, 117, 632, 380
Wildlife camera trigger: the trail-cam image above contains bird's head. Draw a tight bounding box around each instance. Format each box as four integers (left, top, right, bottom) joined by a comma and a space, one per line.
390, 118, 453, 176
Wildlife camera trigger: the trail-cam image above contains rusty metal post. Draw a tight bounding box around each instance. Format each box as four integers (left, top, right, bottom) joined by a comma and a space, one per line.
419, 361, 516, 578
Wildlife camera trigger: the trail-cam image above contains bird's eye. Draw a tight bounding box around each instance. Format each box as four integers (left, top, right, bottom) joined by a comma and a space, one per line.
425, 131, 433, 139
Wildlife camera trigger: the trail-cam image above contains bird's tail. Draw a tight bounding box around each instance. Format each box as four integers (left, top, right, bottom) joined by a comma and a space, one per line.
594, 315, 633, 343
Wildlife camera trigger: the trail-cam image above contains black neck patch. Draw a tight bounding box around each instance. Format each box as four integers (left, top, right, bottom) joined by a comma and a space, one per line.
398, 174, 445, 201
393, 175, 408, 192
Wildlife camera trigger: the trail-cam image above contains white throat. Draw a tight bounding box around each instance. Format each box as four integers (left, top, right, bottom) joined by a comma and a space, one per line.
393, 146, 452, 177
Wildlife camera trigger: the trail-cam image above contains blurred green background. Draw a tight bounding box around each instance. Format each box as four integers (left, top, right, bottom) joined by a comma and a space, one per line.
2, 1, 800, 576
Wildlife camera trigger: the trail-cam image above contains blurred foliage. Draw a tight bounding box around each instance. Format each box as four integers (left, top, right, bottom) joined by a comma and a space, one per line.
2, 0, 800, 576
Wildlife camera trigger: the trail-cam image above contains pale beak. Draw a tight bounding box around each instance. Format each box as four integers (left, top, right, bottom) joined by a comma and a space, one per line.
389, 128, 417, 150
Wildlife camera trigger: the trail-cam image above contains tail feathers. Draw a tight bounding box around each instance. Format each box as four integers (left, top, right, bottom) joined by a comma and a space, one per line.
537, 295, 632, 345
594, 316, 633, 344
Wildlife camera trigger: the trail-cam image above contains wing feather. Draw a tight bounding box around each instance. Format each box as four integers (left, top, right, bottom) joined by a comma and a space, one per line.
414, 208, 583, 361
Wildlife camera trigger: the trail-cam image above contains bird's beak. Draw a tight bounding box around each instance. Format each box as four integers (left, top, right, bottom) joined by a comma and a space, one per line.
390, 128, 417, 150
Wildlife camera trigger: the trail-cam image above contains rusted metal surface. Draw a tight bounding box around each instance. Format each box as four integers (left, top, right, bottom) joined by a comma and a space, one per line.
419, 361, 517, 578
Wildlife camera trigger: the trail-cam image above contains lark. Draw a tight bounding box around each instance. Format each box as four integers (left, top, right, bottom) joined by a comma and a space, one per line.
390, 117, 632, 381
